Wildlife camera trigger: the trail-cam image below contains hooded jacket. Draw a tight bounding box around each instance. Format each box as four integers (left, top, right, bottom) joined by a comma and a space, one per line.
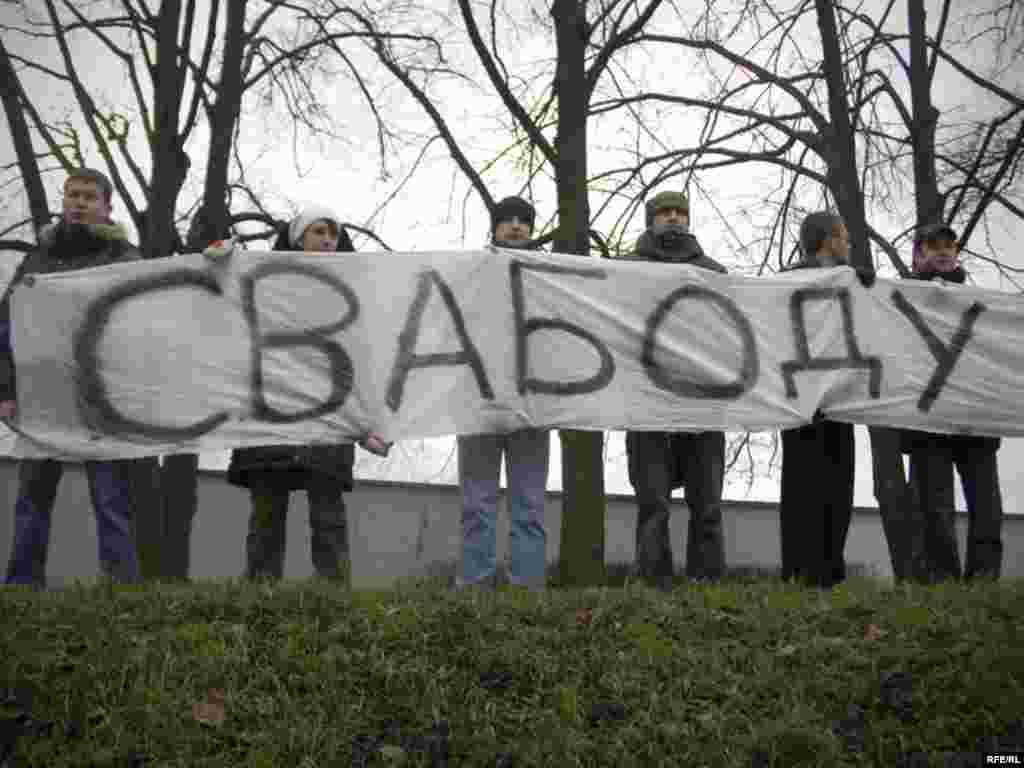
621, 229, 727, 273
0, 219, 141, 401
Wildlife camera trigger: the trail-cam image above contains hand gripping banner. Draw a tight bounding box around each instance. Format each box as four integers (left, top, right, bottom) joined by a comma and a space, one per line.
3, 247, 1022, 459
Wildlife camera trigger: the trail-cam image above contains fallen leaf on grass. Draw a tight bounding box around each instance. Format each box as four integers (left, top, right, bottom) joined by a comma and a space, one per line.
575, 608, 593, 627
863, 623, 886, 641
191, 689, 226, 727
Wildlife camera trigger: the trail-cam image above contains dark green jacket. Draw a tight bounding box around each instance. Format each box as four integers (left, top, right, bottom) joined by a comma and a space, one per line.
621, 230, 727, 273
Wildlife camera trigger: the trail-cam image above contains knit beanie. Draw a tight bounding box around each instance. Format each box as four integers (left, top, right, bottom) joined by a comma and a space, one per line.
645, 191, 689, 228
288, 205, 341, 248
491, 196, 536, 237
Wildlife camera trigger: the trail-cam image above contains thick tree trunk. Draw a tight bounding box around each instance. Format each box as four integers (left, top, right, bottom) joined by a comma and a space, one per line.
552, 0, 607, 587
155, 0, 247, 582
814, 0, 872, 271
907, 0, 942, 227
0, 40, 50, 231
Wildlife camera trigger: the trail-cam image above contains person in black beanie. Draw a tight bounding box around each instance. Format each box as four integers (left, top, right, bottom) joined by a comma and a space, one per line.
456, 195, 550, 590
903, 223, 1004, 580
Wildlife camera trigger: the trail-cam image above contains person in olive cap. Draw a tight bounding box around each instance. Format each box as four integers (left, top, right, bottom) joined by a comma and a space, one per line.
620, 190, 727, 589
903, 222, 1004, 580
456, 195, 549, 589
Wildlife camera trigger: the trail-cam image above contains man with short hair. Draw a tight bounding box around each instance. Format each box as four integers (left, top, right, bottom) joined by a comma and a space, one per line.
904, 223, 1004, 580
1, 168, 141, 587
621, 190, 728, 590
456, 195, 550, 589
777, 210, 857, 588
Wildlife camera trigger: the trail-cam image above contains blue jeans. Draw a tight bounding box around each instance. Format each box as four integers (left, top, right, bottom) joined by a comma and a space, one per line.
457, 430, 549, 588
4, 459, 138, 587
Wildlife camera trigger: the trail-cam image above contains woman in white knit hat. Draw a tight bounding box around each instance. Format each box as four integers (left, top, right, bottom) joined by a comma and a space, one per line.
224, 207, 387, 582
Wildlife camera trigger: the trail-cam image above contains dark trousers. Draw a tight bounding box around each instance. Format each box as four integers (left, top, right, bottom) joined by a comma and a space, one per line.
246, 474, 350, 580
779, 421, 854, 587
909, 437, 1003, 580
5, 459, 138, 587
868, 426, 926, 581
626, 430, 726, 587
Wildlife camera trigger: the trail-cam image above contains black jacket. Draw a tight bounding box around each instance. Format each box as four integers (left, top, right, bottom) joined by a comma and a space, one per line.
0, 220, 141, 401
226, 227, 357, 493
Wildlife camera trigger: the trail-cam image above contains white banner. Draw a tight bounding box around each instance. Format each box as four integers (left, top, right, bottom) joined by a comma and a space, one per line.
3, 247, 1023, 459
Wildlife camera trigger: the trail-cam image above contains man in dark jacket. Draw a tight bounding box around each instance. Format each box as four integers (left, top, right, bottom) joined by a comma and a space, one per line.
621, 190, 728, 590
904, 223, 1004, 580
777, 210, 857, 588
1, 168, 140, 587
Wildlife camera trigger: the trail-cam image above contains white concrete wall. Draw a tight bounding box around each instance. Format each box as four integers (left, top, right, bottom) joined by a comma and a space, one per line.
0, 459, 1019, 587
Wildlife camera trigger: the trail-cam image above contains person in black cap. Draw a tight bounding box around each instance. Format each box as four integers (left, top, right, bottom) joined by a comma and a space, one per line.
619, 190, 727, 590
903, 223, 1004, 580
456, 195, 549, 590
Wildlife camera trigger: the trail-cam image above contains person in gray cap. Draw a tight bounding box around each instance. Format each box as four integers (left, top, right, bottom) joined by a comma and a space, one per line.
620, 190, 727, 590
456, 195, 549, 590
903, 222, 1004, 581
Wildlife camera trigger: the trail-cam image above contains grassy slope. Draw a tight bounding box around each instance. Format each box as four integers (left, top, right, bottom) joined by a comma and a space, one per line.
1, 568, 1022, 767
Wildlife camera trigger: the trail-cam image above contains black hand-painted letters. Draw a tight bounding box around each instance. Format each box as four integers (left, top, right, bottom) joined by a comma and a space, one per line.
74, 268, 231, 440
385, 269, 494, 412
780, 287, 882, 399
643, 284, 758, 398
890, 289, 985, 412
241, 261, 358, 423
510, 259, 615, 395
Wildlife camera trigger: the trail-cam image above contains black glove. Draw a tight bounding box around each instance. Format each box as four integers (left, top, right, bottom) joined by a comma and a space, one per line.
853, 267, 876, 288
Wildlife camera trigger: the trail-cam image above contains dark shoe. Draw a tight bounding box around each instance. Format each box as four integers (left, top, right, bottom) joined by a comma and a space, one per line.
831, 703, 866, 753
880, 671, 915, 721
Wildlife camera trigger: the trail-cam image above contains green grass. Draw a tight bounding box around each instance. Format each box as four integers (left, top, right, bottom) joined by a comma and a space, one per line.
1, 563, 1022, 767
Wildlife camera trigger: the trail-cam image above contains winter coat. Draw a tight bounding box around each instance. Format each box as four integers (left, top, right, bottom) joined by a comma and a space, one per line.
621, 230, 727, 273
0, 220, 141, 401
900, 266, 1001, 457
227, 443, 355, 493
225, 229, 357, 493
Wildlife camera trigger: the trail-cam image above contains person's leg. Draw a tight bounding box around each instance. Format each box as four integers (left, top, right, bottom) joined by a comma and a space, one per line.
86, 461, 139, 583
306, 475, 350, 582
457, 434, 504, 588
682, 431, 726, 581
818, 422, 855, 587
958, 441, 1003, 580
626, 431, 675, 590
126, 456, 164, 581
911, 444, 960, 580
161, 453, 199, 581
504, 429, 550, 589
4, 460, 62, 587
245, 486, 289, 580
779, 425, 823, 584
868, 426, 918, 581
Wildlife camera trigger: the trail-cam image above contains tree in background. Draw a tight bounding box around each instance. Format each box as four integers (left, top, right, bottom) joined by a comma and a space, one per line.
0, 0, 390, 579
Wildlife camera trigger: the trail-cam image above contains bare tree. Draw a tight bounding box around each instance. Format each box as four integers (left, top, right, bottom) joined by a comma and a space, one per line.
0, 0, 393, 579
